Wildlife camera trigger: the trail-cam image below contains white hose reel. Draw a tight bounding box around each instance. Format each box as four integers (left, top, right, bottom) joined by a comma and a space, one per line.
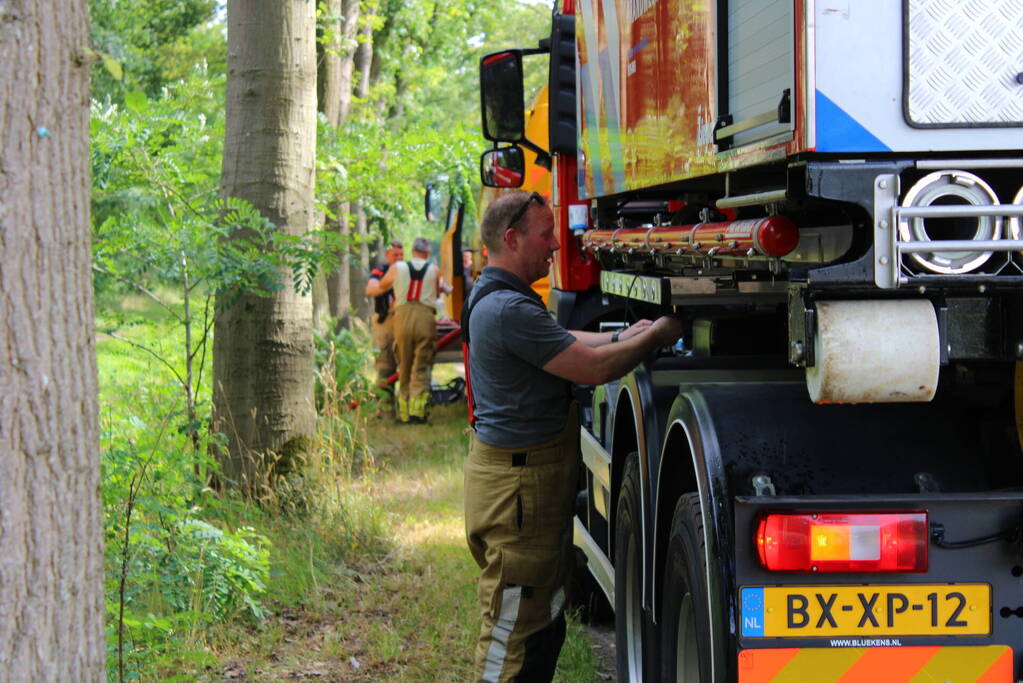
806, 300, 940, 404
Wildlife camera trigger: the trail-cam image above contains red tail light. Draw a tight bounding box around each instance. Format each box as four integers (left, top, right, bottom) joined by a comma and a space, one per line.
756, 512, 928, 573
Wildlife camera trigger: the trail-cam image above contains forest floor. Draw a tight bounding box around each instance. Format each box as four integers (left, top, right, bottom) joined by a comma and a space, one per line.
210, 395, 616, 682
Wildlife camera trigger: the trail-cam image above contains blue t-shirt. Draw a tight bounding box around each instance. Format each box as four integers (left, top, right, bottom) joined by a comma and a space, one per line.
467, 267, 575, 448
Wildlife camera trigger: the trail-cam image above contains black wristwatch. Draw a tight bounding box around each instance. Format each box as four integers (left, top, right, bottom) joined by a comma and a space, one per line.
611, 329, 622, 343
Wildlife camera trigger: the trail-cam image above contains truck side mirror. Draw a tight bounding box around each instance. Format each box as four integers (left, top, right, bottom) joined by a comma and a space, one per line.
480, 50, 526, 142
480, 146, 525, 188
424, 182, 442, 221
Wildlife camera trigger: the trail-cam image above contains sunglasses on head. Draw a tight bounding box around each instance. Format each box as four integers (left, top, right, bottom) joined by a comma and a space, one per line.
505, 191, 546, 231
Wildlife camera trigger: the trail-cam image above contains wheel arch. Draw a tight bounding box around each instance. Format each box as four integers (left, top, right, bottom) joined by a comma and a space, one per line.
609, 383, 641, 565
653, 390, 732, 683
652, 420, 699, 625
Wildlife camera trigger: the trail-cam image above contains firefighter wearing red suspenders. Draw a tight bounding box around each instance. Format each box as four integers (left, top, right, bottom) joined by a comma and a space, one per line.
378, 237, 445, 423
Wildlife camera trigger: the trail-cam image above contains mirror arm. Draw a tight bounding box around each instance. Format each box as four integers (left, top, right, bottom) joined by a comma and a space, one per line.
423, 182, 434, 221
519, 138, 551, 170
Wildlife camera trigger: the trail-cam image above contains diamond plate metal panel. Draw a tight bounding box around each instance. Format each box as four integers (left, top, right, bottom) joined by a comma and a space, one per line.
906, 0, 1023, 127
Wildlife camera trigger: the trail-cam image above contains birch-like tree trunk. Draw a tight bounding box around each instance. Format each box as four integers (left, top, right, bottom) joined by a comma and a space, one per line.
312, 0, 344, 334
324, 0, 362, 329
214, 0, 318, 487
0, 1, 104, 678
337, 0, 361, 124
349, 10, 375, 321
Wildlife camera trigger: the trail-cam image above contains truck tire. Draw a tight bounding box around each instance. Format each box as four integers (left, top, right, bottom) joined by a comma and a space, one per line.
615, 453, 660, 681
660, 492, 712, 682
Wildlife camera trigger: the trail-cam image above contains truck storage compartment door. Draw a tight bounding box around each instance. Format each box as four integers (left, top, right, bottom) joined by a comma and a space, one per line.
814, 0, 1023, 152
725, 0, 794, 146
906, 0, 1023, 128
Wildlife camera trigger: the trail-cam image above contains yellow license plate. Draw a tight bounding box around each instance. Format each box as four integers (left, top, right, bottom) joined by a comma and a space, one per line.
740, 584, 990, 638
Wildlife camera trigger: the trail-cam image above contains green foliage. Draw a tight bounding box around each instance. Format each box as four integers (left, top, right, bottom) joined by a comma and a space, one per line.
89, 0, 219, 99
96, 311, 390, 681
92, 67, 336, 305
315, 112, 479, 247
92, 64, 336, 682
92, 64, 339, 478
89, 3, 575, 679
159, 520, 270, 620
313, 319, 376, 409
98, 320, 271, 680
309, 0, 555, 248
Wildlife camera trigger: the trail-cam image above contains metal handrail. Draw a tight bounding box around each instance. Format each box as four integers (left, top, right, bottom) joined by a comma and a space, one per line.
898, 205, 1023, 219
873, 170, 1023, 288
899, 240, 1023, 254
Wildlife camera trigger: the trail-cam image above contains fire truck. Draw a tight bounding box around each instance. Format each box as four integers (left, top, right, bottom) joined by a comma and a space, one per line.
478, 0, 1023, 680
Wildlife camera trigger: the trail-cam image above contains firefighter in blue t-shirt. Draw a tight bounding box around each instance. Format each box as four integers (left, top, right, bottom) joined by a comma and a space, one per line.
462, 191, 680, 681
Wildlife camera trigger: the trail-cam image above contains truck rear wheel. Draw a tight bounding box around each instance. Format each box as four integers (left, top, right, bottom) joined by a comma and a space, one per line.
660, 492, 711, 682
615, 454, 660, 681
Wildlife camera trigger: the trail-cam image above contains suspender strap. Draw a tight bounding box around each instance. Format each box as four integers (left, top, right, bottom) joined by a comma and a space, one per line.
461, 277, 545, 425
405, 261, 429, 302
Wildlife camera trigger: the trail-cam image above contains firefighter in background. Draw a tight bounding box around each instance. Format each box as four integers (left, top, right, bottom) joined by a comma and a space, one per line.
364, 239, 404, 411
377, 237, 451, 423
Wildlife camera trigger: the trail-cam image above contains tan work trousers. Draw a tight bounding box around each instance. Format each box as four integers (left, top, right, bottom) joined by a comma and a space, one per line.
464, 406, 580, 682
393, 301, 435, 401
370, 313, 397, 381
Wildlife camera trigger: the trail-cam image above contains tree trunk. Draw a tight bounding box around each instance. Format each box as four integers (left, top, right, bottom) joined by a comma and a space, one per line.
214, 0, 318, 488
311, 272, 330, 335
320, 0, 360, 330
350, 206, 370, 321
348, 10, 374, 322
318, 0, 343, 127
326, 202, 351, 328
312, 0, 343, 335
0, 1, 105, 678
337, 0, 361, 123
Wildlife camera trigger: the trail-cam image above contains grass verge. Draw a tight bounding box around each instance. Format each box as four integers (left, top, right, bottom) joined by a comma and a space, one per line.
94, 297, 608, 680
204, 401, 606, 681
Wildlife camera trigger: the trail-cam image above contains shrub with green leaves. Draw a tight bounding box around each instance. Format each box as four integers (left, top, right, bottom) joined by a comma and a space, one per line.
159, 520, 270, 621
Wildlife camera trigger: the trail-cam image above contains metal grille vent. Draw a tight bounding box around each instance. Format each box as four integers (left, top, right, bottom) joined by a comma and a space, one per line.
905, 0, 1023, 127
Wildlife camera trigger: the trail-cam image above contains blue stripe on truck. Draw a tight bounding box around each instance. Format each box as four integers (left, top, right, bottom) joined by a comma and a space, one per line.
816, 90, 891, 153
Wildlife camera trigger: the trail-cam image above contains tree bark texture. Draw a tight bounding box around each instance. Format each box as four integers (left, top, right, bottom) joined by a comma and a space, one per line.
350, 206, 370, 320
311, 0, 344, 334
318, 0, 343, 127
215, 0, 318, 487
326, 202, 351, 328
321, 0, 360, 330
348, 13, 374, 321
337, 0, 361, 125
0, 1, 104, 678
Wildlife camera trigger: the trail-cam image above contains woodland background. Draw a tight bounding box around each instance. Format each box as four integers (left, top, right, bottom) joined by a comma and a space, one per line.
2, 1, 606, 681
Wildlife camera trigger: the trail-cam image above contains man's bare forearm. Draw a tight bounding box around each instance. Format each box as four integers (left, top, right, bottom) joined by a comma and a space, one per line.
591, 327, 667, 383
544, 317, 680, 385
569, 329, 613, 348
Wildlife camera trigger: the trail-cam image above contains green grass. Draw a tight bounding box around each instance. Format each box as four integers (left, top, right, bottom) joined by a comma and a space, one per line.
350, 402, 605, 682
94, 292, 607, 680
200, 402, 606, 682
